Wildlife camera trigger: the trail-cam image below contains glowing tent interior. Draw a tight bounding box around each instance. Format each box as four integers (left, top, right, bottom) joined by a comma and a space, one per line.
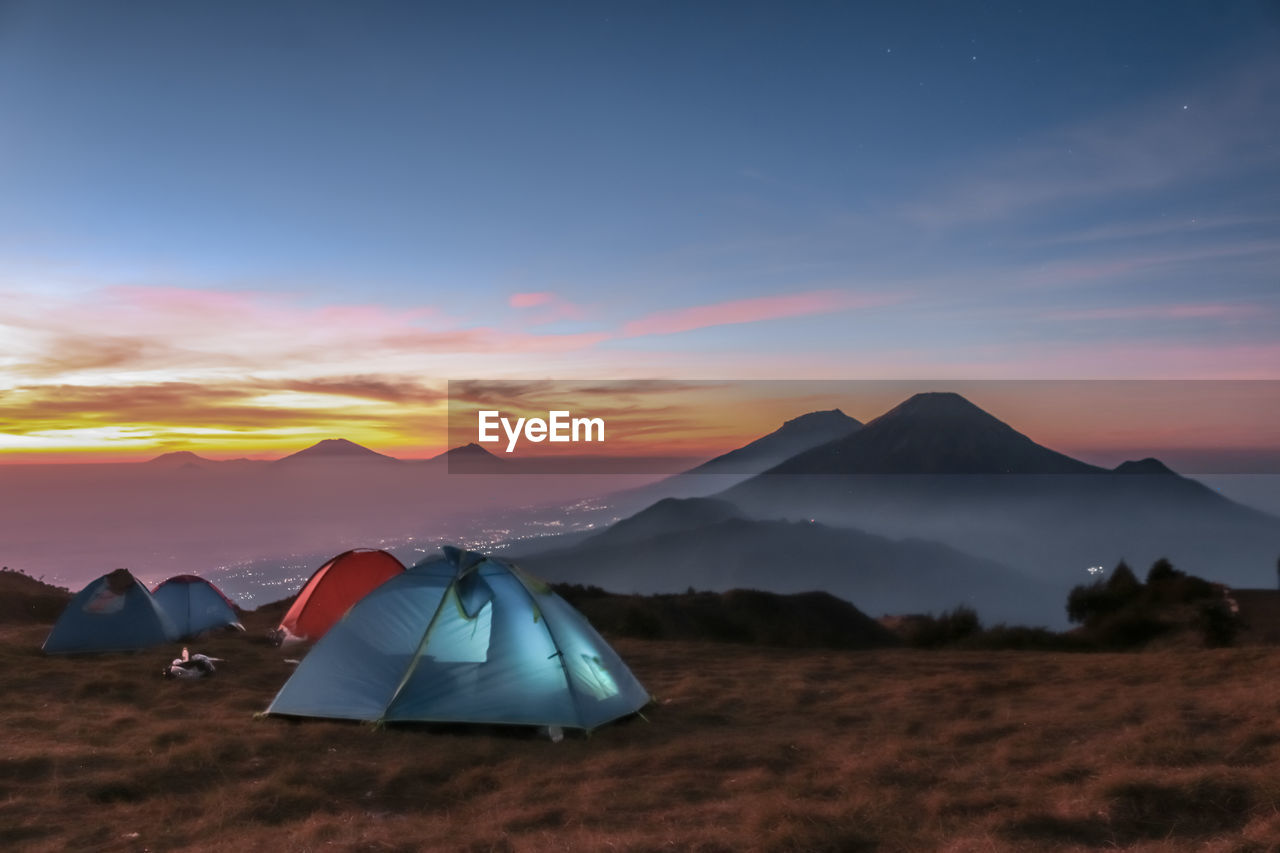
266, 546, 650, 730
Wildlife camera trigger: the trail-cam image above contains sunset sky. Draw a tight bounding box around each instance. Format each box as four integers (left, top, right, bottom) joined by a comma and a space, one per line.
1, 2, 1278, 461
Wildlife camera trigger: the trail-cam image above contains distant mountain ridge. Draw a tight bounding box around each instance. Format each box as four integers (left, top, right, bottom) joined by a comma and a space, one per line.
274, 438, 401, 464
524, 391, 1280, 628
146, 450, 219, 469
688, 409, 862, 475
587, 497, 740, 546
721, 391, 1280, 604
515, 496, 1053, 625
598, 408, 863, 514
430, 442, 499, 461
428, 442, 506, 472
1113, 458, 1176, 475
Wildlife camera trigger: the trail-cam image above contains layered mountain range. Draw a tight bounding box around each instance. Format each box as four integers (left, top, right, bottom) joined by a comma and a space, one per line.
517, 392, 1280, 627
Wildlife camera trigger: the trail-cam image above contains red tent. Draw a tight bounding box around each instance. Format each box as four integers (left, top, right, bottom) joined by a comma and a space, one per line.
276, 549, 405, 643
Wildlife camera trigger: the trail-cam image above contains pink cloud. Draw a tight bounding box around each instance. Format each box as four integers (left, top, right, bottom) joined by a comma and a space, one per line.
507, 291, 588, 325
622, 290, 898, 337
509, 292, 554, 308
1, 284, 614, 386
378, 328, 608, 354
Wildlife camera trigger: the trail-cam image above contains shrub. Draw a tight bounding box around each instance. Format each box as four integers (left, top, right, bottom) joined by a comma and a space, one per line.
1066, 558, 1239, 650
901, 606, 982, 648
1107, 561, 1142, 596
1198, 599, 1239, 648
1067, 561, 1145, 625
617, 604, 662, 639
1088, 611, 1169, 648
1146, 557, 1181, 584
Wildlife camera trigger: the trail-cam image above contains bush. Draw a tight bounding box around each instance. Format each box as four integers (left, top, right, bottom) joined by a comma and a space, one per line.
1067, 562, 1143, 625
1066, 581, 1113, 624
902, 606, 982, 648
1089, 612, 1170, 648
1066, 558, 1239, 650
1198, 599, 1239, 648
617, 604, 662, 639
1146, 557, 1181, 584
1107, 561, 1142, 596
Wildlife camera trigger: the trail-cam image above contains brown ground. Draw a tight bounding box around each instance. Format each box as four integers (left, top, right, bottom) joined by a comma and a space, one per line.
5, 599, 1280, 853
1232, 589, 1280, 645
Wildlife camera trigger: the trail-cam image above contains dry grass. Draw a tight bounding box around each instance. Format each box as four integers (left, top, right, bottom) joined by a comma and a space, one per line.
4, 606, 1280, 852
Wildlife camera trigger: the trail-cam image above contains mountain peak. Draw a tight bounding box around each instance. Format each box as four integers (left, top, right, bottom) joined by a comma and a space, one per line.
146, 450, 215, 468
1114, 457, 1176, 475
429, 441, 506, 471
276, 438, 399, 464
766, 392, 1104, 475
683, 409, 862, 476
435, 442, 499, 459
777, 409, 859, 434
435, 440, 504, 461
893, 391, 986, 414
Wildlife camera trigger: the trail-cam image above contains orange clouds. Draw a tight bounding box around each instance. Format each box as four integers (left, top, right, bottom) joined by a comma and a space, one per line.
8, 277, 1272, 462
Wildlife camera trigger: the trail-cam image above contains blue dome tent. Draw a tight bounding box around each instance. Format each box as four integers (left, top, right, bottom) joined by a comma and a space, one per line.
266, 546, 650, 730
152, 574, 243, 639
44, 568, 178, 654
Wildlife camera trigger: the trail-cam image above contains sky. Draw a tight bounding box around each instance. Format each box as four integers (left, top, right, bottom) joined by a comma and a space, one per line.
1, 0, 1278, 460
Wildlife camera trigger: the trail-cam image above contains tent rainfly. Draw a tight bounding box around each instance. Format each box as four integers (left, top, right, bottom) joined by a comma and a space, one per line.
275, 549, 405, 644
44, 568, 178, 654
266, 546, 651, 730
152, 575, 243, 639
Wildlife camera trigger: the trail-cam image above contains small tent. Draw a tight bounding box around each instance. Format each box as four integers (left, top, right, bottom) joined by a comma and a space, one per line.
44, 568, 177, 654
152, 575, 243, 639
275, 549, 405, 643
266, 546, 650, 730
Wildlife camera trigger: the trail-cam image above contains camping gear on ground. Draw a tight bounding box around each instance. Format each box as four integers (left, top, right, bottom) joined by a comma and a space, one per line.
152, 574, 243, 639
273, 548, 405, 644
164, 646, 224, 679
265, 546, 650, 730
43, 568, 178, 654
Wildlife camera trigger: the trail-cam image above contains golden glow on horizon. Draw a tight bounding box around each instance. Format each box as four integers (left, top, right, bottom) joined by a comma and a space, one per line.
2, 284, 1277, 464
0, 384, 1274, 466
3, 380, 1279, 465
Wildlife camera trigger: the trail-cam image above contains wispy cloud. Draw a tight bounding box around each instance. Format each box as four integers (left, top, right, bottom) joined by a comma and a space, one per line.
0, 284, 610, 388
621, 289, 900, 337
1049, 302, 1261, 322
509, 292, 554, 308
901, 57, 1280, 228
901, 341, 1280, 380
507, 290, 587, 325
1030, 214, 1280, 249
1002, 240, 1280, 292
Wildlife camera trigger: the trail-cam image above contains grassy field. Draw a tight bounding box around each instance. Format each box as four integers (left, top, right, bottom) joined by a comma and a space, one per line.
5, 599, 1280, 853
